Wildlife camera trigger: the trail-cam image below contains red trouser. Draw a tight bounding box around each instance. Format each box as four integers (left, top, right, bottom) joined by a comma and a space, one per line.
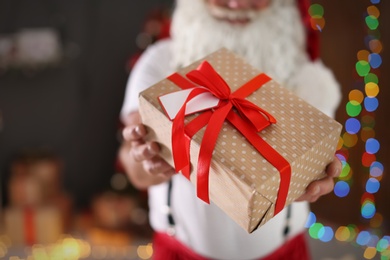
152, 231, 310, 260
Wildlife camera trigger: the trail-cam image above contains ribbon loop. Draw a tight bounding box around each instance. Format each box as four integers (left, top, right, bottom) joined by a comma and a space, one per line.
187, 61, 231, 99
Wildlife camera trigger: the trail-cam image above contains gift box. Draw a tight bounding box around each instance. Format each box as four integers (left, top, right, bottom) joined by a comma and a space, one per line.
138, 48, 342, 233
91, 191, 137, 230
8, 150, 65, 207
3, 206, 64, 245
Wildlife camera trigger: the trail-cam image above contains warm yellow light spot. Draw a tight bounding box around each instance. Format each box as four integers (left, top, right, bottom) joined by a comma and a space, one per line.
367, 6, 380, 18
77, 239, 92, 258
137, 243, 153, 260
337, 136, 344, 150
357, 50, 370, 62
342, 132, 358, 148
335, 226, 351, 241
365, 82, 379, 97
364, 247, 377, 259
349, 89, 364, 103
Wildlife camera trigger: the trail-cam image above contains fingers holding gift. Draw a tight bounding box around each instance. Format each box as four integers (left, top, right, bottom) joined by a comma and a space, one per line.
131, 142, 160, 162
295, 156, 342, 203
122, 124, 147, 142
299, 176, 335, 202
142, 157, 176, 177
131, 141, 175, 176
325, 156, 342, 178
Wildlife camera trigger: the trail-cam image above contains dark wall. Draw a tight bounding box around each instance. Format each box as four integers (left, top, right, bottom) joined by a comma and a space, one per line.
0, 0, 173, 209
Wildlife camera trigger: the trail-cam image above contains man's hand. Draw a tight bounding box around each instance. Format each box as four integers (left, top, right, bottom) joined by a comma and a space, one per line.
296, 156, 342, 203
119, 112, 175, 189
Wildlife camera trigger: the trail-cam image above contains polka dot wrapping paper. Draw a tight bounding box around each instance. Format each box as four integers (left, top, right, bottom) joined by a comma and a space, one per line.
139, 48, 342, 233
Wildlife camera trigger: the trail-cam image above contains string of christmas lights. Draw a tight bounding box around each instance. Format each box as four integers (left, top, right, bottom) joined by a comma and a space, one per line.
305, 1, 389, 259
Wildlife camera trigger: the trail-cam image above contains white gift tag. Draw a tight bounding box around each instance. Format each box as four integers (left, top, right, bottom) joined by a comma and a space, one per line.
159, 87, 220, 120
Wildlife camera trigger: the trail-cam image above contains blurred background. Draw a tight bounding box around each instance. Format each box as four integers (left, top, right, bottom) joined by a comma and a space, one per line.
0, 0, 388, 259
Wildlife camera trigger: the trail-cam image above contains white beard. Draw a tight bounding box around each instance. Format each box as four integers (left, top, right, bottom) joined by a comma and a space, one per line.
170, 0, 309, 87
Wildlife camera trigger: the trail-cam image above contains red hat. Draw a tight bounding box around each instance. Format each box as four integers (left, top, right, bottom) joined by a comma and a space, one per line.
297, 0, 320, 61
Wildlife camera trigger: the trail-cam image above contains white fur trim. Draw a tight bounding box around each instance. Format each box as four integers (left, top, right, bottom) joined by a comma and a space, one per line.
288, 60, 342, 118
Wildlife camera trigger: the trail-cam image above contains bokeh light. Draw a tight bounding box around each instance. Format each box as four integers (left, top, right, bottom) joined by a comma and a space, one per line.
366, 178, 380, 194
335, 226, 351, 242
368, 39, 382, 54
345, 118, 361, 134
369, 161, 383, 177
340, 161, 351, 178
365, 82, 379, 97
334, 181, 350, 197
362, 152, 376, 167
357, 231, 372, 246
364, 97, 379, 112
319, 227, 334, 242
367, 6, 380, 18
346, 101, 362, 117
349, 89, 364, 103
377, 238, 389, 253
365, 15, 379, 30
361, 192, 375, 205
342, 132, 358, 147
307, 2, 387, 259
368, 235, 380, 248
308, 4, 324, 17
356, 60, 371, 76
305, 212, 316, 228
365, 138, 380, 154
308, 4, 325, 31
364, 73, 379, 84
361, 201, 376, 219
364, 247, 377, 259
336, 136, 344, 150
357, 50, 370, 61
309, 223, 324, 239
368, 53, 382, 68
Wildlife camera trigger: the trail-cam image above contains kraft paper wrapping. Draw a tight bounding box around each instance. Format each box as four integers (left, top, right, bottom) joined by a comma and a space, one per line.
138, 48, 342, 233
4, 206, 63, 245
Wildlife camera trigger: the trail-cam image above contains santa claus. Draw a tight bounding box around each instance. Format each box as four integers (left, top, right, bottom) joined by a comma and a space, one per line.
120, 0, 342, 259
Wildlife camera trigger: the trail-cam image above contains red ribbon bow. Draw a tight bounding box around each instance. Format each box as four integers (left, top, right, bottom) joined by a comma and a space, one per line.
166, 61, 291, 215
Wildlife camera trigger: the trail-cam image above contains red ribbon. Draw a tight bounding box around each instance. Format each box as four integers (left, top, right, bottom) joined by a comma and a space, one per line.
24, 207, 35, 245
166, 61, 291, 215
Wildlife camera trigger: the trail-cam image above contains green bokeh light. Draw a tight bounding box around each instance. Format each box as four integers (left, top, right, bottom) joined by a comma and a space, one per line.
346, 101, 362, 117
309, 223, 324, 239
309, 4, 324, 17
366, 15, 379, 30
376, 238, 389, 252
356, 60, 371, 77
365, 73, 379, 84
340, 162, 351, 178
